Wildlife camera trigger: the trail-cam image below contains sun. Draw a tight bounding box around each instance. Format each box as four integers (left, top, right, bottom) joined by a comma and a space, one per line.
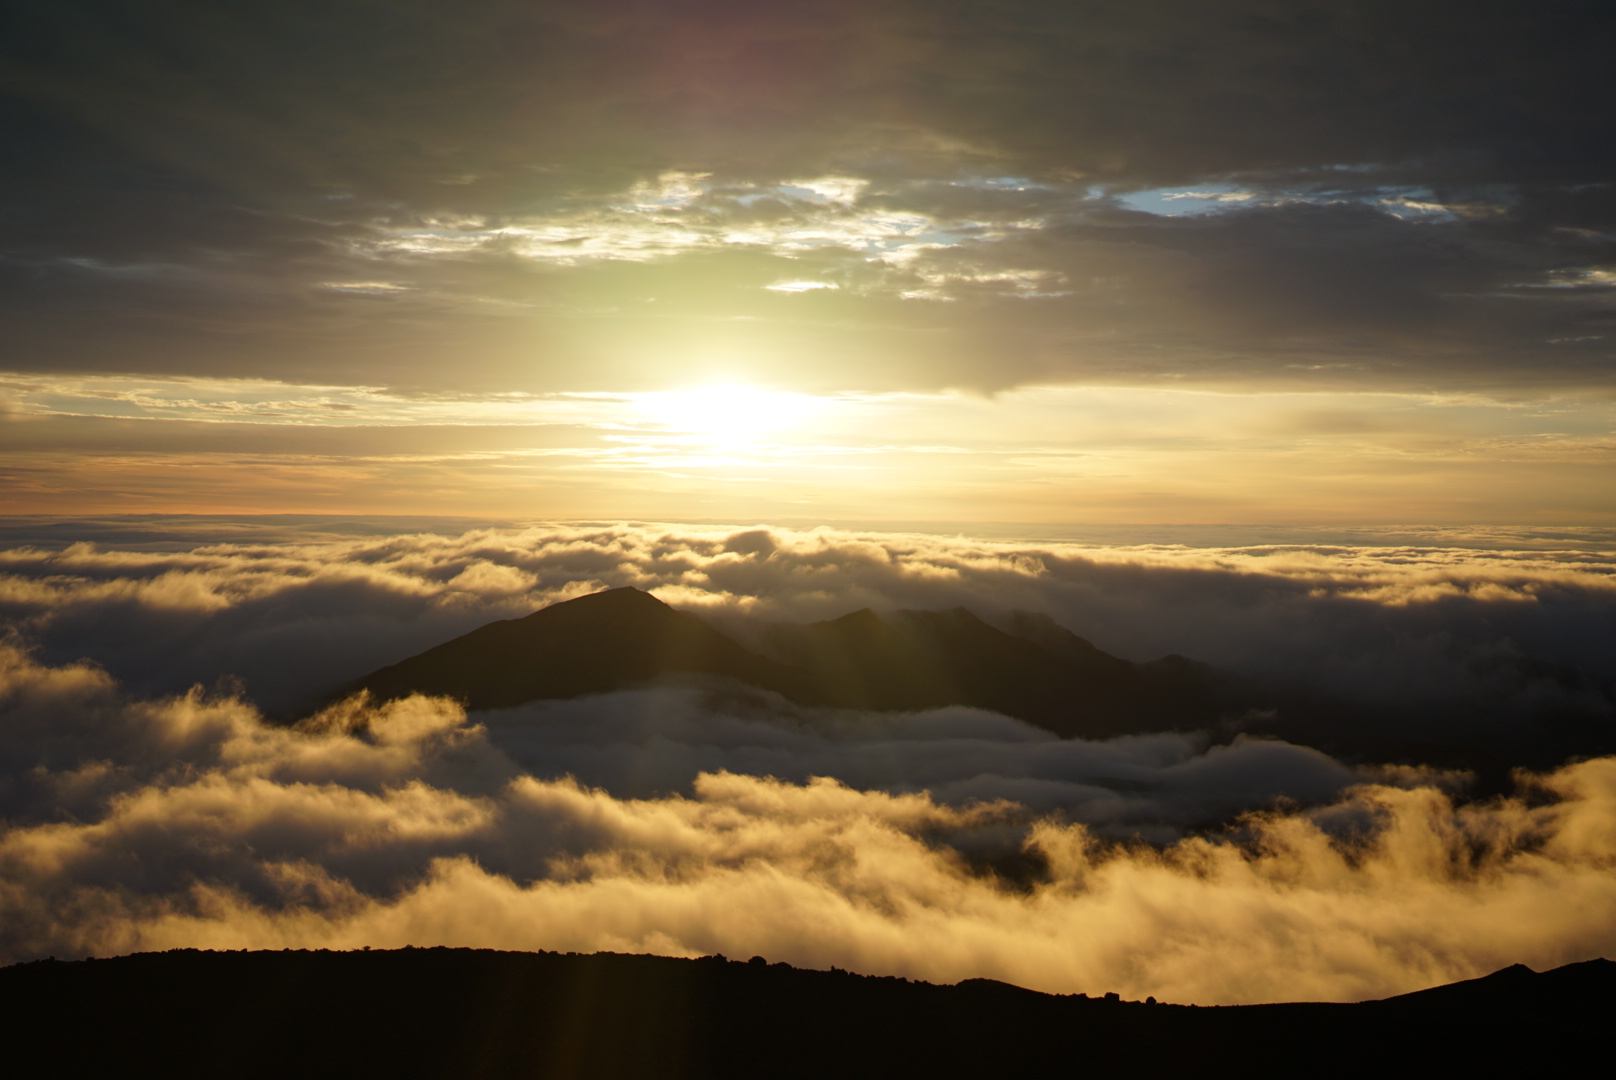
636, 384, 819, 444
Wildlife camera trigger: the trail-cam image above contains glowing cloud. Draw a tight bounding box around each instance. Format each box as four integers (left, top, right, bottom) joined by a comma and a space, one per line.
0, 644, 1613, 1004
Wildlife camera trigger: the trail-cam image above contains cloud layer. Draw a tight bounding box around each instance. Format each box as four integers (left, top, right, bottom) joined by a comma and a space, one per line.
1, 642, 1614, 1005
1, 524, 1610, 747
3, 1, 1613, 395
2, 523, 1612, 1000
474, 686, 1382, 834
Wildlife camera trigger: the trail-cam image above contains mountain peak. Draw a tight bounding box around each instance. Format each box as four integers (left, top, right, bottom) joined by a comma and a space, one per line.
348, 585, 809, 710
343, 589, 1238, 738
550, 585, 667, 608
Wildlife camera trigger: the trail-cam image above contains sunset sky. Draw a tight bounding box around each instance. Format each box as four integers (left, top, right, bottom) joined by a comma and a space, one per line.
3, 2, 1616, 1005
4, 1, 1614, 522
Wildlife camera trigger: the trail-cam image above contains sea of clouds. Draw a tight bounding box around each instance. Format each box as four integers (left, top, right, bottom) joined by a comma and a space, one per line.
1, 522, 1614, 1002
2, 521, 1612, 713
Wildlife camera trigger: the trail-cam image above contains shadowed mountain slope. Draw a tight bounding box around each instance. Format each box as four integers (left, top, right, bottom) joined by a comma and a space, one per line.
762, 606, 1236, 738
346, 587, 814, 711
1, 948, 1609, 1079
346, 588, 1241, 738
336, 587, 1615, 785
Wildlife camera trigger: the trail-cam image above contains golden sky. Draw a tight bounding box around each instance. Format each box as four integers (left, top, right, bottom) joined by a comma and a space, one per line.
4, 375, 1614, 522
3, 3, 1614, 521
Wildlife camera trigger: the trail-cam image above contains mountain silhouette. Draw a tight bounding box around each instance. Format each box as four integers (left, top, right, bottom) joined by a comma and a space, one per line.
346, 587, 1242, 738
2, 948, 1609, 1079
347, 586, 814, 711
761, 606, 1235, 737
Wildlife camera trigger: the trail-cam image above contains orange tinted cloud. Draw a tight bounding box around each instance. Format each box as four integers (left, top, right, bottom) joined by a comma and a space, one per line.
2, 644, 1614, 1004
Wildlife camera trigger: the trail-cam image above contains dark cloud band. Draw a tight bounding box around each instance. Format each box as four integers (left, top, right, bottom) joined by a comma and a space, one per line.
3, 2, 1613, 393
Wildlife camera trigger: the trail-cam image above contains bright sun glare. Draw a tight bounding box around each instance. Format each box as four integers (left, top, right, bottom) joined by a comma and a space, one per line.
637, 385, 819, 444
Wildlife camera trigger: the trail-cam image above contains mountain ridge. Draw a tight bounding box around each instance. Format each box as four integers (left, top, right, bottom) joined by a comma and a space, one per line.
346, 586, 816, 712
2, 947, 1609, 1079
344, 586, 1238, 739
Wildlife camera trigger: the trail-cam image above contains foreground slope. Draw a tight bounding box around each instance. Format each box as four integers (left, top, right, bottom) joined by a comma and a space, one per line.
2, 948, 1609, 1079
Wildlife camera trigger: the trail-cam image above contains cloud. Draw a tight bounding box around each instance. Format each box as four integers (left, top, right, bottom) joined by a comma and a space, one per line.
473, 685, 1377, 836
2, 2, 1613, 395
1, 643, 1614, 1005
0, 524, 1609, 748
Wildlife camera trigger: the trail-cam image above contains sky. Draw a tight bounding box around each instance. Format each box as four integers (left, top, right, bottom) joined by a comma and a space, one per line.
2, 3, 1616, 1003
3, 1, 1615, 521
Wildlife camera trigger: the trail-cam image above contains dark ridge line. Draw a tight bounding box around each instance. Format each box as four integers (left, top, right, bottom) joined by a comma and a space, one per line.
3, 947, 1611, 1079
338, 584, 1246, 741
